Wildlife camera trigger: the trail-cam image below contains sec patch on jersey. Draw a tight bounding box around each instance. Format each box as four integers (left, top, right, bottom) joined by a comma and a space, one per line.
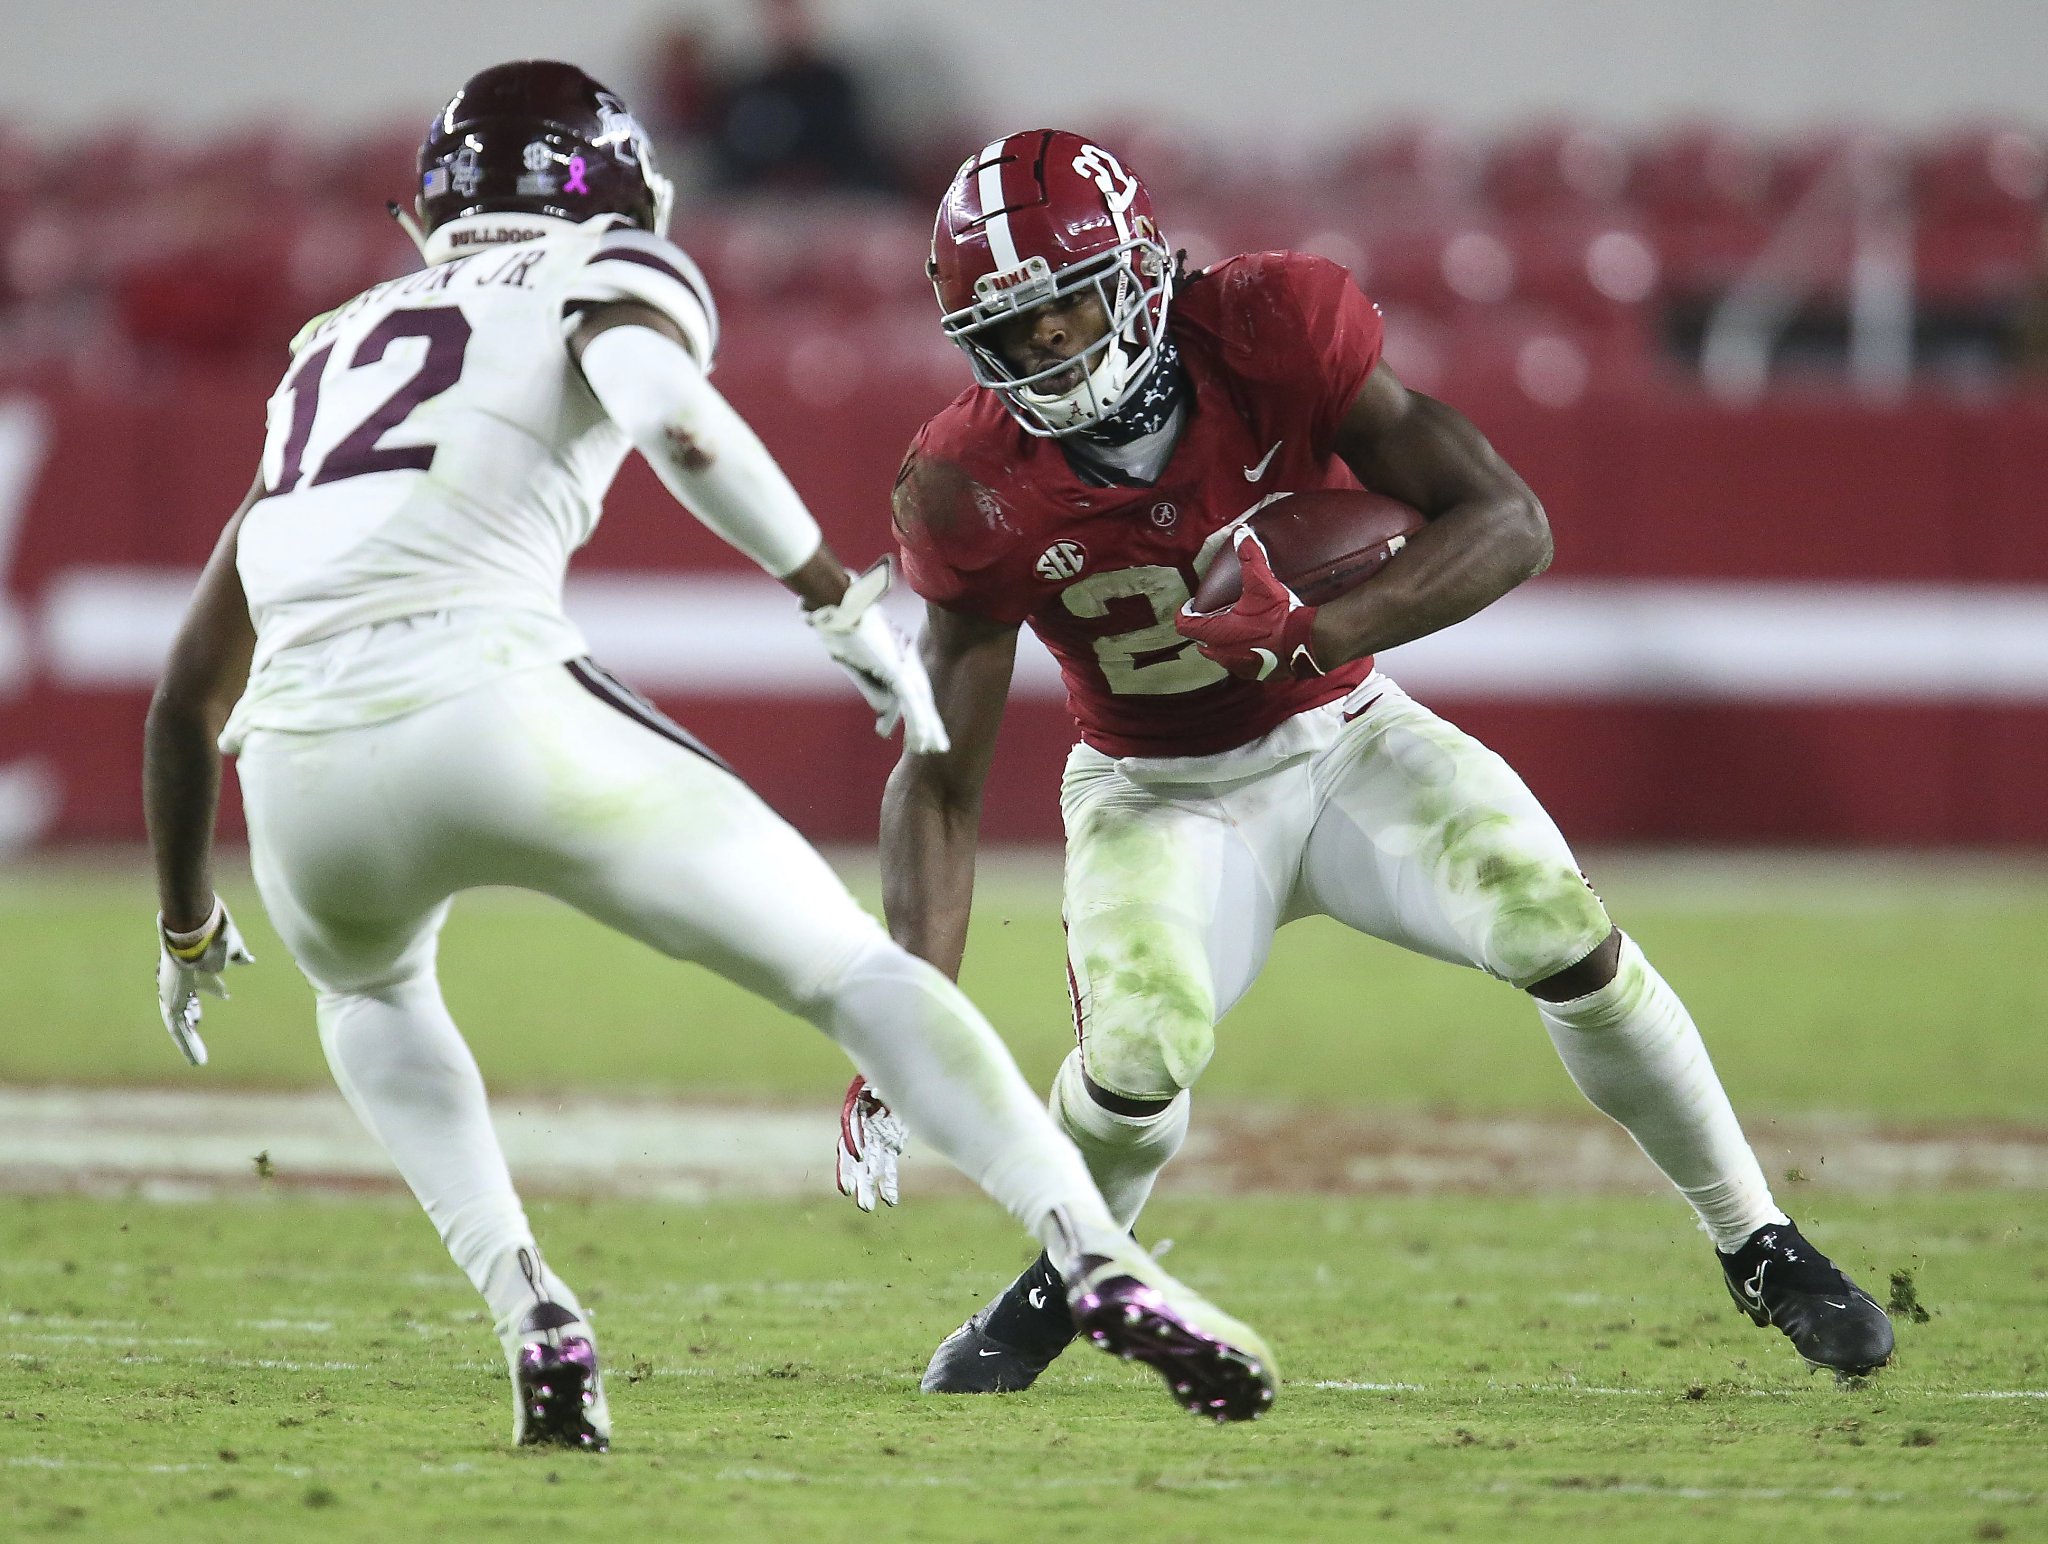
1193, 489, 1426, 610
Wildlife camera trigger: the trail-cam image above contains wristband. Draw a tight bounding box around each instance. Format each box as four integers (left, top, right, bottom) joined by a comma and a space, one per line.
163, 898, 224, 959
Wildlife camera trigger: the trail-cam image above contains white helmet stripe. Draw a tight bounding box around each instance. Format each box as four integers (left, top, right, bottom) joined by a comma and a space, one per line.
975, 136, 1021, 273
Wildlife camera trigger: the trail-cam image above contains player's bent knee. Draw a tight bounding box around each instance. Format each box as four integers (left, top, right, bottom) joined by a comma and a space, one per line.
1486, 863, 1615, 992
1080, 1005, 1213, 1104
1526, 926, 1623, 1001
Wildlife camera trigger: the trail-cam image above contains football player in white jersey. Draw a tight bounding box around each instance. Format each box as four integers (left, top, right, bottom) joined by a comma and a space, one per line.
142, 62, 1279, 1449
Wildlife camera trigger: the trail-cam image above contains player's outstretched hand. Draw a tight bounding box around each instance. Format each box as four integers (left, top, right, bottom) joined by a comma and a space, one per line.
154, 897, 254, 1067
806, 558, 951, 754
836, 1075, 907, 1212
1176, 527, 1324, 681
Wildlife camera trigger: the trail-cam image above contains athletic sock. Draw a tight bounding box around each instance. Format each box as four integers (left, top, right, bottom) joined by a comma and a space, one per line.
1049, 1050, 1190, 1232
806, 943, 1121, 1255
1535, 934, 1788, 1251
984, 1251, 1076, 1351
314, 976, 587, 1341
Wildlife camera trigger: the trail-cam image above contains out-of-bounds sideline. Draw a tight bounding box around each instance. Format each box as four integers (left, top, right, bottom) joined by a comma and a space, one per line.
3, 1084, 2045, 1202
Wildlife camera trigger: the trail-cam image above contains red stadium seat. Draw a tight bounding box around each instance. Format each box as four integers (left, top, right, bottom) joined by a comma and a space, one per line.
1328, 118, 1486, 207
1913, 125, 2048, 222
318, 123, 428, 214
1916, 220, 2042, 306
1485, 119, 1633, 217
1628, 122, 1778, 218
1512, 219, 1663, 324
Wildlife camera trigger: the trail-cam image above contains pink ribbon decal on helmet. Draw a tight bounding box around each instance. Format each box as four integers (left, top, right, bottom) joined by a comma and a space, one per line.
565, 154, 590, 195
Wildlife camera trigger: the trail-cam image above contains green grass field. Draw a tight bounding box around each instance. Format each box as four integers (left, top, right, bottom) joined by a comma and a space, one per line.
3, 854, 2046, 1540
4, 1193, 2043, 1542
6, 854, 2047, 1118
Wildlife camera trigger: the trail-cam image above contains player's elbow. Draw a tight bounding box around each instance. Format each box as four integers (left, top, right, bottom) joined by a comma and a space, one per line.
146, 674, 229, 751
153, 628, 249, 736
885, 745, 982, 827
1503, 491, 1552, 581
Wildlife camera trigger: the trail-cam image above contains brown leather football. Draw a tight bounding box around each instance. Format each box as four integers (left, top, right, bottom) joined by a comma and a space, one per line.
1191, 489, 1426, 610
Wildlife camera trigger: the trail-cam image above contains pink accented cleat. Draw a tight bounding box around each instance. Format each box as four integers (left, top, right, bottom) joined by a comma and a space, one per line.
1067, 1253, 1278, 1423
508, 1298, 610, 1452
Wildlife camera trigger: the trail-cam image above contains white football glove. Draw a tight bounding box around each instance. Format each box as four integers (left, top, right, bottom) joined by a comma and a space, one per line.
836, 1075, 907, 1213
155, 897, 254, 1067
805, 558, 950, 755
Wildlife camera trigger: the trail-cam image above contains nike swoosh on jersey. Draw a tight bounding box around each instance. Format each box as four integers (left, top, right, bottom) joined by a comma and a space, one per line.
1341, 694, 1383, 722
1242, 441, 1283, 480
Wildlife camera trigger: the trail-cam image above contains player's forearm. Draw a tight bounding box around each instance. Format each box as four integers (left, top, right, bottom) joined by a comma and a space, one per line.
145, 506, 256, 932
1308, 495, 1549, 665
781, 545, 851, 610
879, 759, 982, 979
143, 691, 226, 931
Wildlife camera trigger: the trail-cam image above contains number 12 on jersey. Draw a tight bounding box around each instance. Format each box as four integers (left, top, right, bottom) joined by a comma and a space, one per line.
266, 306, 473, 496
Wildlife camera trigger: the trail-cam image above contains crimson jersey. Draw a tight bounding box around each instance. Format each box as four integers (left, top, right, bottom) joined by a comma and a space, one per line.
894, 250, 1388, 758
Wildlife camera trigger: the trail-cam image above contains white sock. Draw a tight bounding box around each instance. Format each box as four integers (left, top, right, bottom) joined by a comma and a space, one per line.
1049, 1050, 1190, 1232
315, 976, 588, 1341
804, 944, 1120, 1259
1535, 935, 1788, 1252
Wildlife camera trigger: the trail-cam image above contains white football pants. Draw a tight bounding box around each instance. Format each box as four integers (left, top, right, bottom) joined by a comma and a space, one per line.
1055, 675, 1782, 1249
237, 660, 1118, 1343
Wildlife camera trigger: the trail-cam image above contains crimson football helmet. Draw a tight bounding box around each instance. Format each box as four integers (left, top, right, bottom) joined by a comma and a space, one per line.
929, 130, 1174, 437
417, 61, 674, 238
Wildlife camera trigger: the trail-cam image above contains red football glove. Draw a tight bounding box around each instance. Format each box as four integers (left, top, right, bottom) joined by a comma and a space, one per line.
1176, 527, 1325, 681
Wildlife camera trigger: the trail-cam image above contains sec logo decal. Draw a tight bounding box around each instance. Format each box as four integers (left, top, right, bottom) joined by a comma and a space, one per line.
1034, 540, 1086, 582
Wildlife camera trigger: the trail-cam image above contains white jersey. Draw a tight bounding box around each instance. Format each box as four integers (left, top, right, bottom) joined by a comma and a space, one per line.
223, 213, 716, 747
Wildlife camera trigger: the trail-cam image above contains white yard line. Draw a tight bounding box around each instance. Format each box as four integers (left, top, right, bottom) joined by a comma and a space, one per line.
3, 1084, 2046, 1199
1309, 1380, 2048, 1402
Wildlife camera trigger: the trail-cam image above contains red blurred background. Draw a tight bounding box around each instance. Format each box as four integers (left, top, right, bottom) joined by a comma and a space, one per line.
1, 114, 2044, 849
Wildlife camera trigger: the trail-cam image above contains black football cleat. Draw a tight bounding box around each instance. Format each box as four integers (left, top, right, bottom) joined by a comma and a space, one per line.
1719, 1220, 1895, 1378
508, 1300, 610, 1451
921, 1251, 1077, 1394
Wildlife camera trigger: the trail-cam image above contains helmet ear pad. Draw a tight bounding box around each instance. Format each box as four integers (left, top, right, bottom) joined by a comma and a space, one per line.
417, 60, 671, 236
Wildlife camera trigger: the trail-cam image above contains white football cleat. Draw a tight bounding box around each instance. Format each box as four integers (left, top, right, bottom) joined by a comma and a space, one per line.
1066, 1239, 1278, 1423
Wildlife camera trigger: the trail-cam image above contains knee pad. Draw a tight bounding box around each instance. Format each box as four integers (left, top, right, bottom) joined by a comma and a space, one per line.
1485, 863, 1615, 990
1079, 999, 1214, 1102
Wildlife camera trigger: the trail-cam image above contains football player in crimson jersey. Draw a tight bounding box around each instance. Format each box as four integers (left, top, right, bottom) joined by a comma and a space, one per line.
835, 129, 1894, 1390
144, 69, 1283, 1448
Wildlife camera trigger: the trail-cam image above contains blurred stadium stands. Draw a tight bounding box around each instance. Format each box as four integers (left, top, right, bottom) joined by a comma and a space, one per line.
2, 115, 2040, 385
0, 114, 2044, 851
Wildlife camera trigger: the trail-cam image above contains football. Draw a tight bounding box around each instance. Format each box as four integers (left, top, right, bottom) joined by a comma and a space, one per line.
1191, 489, 1426, 610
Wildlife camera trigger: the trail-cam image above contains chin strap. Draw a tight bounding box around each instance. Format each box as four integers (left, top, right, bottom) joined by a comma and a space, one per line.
1076, 330, 1186, 447
386, 201, 429, 257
